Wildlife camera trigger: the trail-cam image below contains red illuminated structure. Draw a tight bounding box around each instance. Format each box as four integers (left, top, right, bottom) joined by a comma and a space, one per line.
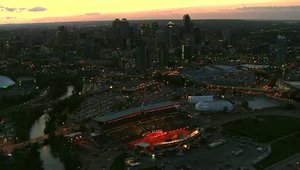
128, 128, 200, 150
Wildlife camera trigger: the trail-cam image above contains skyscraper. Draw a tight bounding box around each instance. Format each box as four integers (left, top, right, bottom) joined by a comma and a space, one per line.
183, 14, 191, 27
158, 43, 169, 67
151, 22, 159, 34
135, 39, 149, 73
181, 43, 191, 60
182, 14, 192, 34
276, 35, 287, 67
167, 21, 180, 48
112, 18, 130, 49
55, 26, 69, 52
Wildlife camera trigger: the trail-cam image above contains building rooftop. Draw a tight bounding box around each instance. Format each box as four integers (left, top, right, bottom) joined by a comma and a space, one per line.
135, 142, 150, 148
0, 75, 15, 89
213, 65, 238, 72
16, 76, 35, 81
283, 80, 300, 90
93, 101, 177, 123
241, 64, 270, 69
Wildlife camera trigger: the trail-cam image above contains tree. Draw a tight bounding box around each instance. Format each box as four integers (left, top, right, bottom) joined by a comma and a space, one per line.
241, 101, 250, 110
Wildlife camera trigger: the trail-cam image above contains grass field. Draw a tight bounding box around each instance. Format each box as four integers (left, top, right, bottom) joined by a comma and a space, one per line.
255, 133, 300, 169
222, 115, 300, 142
223, 115, 300, 169
110, 153, 125, 170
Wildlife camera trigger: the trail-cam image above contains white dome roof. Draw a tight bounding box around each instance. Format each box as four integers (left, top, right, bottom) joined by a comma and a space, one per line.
195, 100, 233, 112
0, 75, 15, 89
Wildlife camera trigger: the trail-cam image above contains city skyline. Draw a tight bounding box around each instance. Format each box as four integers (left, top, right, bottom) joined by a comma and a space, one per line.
1, 0, 300, 24
1, 4, 300, 169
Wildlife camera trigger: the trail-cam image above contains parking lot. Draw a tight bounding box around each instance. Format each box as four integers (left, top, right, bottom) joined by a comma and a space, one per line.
139, 138, 267, 170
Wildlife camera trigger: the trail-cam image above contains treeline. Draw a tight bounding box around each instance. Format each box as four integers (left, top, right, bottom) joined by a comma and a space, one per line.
48, 85, 68, 100
36, 73, 83, 100
44, 95, 82, 135
45, 136, 81, 170
11, 106, 45, 141
0, 91, 38, 111
36, 73, 83, 91
0, 144, 43, 170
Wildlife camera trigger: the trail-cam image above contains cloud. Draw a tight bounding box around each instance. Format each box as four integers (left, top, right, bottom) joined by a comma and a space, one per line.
5, 16, 16, 19
238, 5, 300, 11
32, 13, 102, 23
18, 8, 27, 12
0, 5, 17, 12
0, 5, 47, 12
85, 12, 102, 16
0, 16, 17, 20
5, 4, 300, 24
28, 6, 47, 12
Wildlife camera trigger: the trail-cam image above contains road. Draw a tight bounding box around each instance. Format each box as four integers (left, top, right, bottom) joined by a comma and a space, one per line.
266, 153, 300, 170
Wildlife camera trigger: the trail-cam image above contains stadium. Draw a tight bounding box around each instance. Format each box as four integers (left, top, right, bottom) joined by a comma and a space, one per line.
0, 75, 15, 89
93, 101, 202, 153
93, 101, 181, 132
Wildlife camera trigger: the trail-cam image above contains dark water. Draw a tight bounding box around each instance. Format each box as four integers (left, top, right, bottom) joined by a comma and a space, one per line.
29, 85, 74, 170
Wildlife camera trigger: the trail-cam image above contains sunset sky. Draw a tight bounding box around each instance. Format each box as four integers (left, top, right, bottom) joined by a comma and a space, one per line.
1, 0, 300, 24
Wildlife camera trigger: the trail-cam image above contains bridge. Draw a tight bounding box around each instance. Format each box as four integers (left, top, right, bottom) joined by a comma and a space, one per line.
0, 126, 73, 155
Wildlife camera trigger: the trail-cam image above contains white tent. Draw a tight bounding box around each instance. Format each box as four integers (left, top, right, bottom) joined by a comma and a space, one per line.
195, 100, 233, 112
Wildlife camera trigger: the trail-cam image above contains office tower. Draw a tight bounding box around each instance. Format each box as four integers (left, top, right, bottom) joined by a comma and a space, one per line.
139, 24, 151, 36
182, 41, 191, 60
167, 21, 180, 48
151, 22, 159, 34
183, 14, 191, 27
55, 26, 69, 53
182, 14, 192, 34
112, 18, 130, 49
158, 43, 169, 67
276, 35, 287, 67
135, 39, 149, 73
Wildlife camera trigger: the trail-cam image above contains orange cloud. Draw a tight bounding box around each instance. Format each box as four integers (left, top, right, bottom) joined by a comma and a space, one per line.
30, 5, 300, 23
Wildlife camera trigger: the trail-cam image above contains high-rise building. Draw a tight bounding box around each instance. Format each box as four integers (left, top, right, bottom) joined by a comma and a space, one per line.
55, 26, 69, 52
155, 29, 168, 46
181, 43, 191, 60
276, 35, 287, 67
158, 43, 169, 67
183, 14, 191, 27
139, 24, 151, 36
167, 21, 180, 48
112, 18, 130, 49
151, 22, 159, 34
182, 14, 192, 34
135, 39, 150, 73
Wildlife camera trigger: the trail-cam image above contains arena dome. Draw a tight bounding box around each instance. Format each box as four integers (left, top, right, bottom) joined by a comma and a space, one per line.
0, 75, 15, 89
195, 100, 233, 112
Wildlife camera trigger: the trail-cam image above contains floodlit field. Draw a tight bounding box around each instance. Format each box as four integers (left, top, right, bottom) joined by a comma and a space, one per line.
128, 128, 192, 148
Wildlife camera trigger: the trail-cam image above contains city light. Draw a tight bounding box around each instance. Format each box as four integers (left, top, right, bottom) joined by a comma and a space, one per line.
0, 5, 299, 170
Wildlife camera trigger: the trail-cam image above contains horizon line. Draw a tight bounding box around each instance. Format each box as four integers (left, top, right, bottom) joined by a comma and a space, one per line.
1, 18, 300, 27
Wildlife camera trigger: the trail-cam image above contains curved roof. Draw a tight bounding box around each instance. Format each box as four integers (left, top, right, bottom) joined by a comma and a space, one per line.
94, 101, 177, 123
195, 100, 233, 112
0, 75, 15, 89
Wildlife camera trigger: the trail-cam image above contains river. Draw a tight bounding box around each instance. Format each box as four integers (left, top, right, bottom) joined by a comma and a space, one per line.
29, 85, 74, 170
